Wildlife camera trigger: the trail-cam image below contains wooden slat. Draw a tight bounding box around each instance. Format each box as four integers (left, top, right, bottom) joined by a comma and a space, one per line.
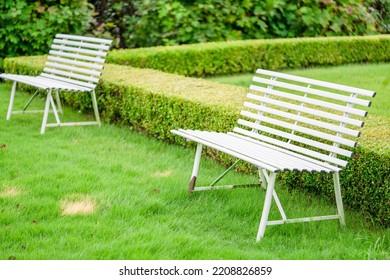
215, 132, 333, 172
34, 76, 92, 91
233, 127, 349, 167
256, 69, 376, 97
178, 129, 338, 172
252, 76, 371, 107
43, 68, 99, 83
244, 101, 361, 137
45, 62, 101, 77
39, 73, 96, 89
237, 119, 353, 157
55, 34, 113, 45
245, 96, 364, 127
49, 50, 106, 63
228, 132, 341, 172
240, 110, 356, 147
172, 129, 340, 172
0, 74, 92, 91
171, 129, 280, 172
51, 44, 108, 57
0, 74, 58, 90
47, 56, 103, 70
196, 132, 297, 171
53, 39, 110, 50
249, 85, 367, 117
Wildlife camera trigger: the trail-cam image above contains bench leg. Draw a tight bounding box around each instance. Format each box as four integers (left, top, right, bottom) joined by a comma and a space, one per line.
258, 169, 286, 221
6, 81, 17, 121
333, 172, 346, 226
256, 172, 277, 242
189, 143, 203, 193
54, 90, 63, 114
91, 90, 101, 126
41, 89, 61, 134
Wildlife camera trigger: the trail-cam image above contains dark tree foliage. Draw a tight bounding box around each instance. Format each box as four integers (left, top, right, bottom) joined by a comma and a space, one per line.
0, 0, 388, 68
0, 0, 94, 68
88, 0, 136, 48
368, 0, 390, 33
87, 0, 387, 49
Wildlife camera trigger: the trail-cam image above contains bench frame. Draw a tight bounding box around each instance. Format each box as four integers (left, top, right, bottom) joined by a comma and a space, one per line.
0, 34, 112, 134
172, 69, 375, 241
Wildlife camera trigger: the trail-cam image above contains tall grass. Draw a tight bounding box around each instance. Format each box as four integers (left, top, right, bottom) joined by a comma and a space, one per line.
0, 82, 389, 260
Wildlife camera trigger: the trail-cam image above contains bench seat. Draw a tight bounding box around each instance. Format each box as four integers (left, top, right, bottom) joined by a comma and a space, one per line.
173, 129, 341, 173
0, 74, 92, 91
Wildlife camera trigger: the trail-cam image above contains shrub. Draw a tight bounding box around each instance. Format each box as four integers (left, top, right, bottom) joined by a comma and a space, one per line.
0, 0, 94, 69
107, 35, 390, 77
91, 0, 381, 49
2, 57, 389, 228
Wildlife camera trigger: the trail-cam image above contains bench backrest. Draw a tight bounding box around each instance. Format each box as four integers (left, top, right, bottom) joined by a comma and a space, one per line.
234, 69, 376, 168
40, 34, 112, 90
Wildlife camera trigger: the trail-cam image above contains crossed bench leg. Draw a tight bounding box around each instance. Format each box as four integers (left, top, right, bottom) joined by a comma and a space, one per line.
5, 80, 101, 134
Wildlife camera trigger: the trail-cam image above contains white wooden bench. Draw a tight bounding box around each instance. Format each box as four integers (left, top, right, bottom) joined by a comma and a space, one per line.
0, 34, 112, 134
171, 69, 375, 241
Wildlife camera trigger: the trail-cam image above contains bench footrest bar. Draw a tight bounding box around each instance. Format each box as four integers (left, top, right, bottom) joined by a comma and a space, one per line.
267, 214, 340, 226
12, 110, 57, 114
45, 121, 100, 127
209, 159, 241, 187
193, 184, 261, 192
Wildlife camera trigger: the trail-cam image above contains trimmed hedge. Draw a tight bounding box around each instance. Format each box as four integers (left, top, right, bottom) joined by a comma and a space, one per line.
107, 35, 390, 77
2, 57, 389, 228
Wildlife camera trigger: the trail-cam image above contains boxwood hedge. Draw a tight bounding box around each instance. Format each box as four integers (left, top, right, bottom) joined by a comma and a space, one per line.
2, 46, 389, 228
107, 35, 390, 77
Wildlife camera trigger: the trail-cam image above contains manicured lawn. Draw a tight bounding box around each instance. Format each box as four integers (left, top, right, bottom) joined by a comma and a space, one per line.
0, 82, 389, 260
208, 63, 390, 118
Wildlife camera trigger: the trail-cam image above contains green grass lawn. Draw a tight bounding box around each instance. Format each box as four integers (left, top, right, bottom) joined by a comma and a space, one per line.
208, 63, 390, 118
0, 82, 389, 260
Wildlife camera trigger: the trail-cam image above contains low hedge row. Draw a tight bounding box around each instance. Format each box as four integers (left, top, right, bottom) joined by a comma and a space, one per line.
107, 35, 390, 77
2, 56, 389, 228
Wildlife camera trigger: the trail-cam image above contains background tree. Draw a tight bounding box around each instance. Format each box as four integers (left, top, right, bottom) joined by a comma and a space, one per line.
87, 0, 135, 49
1, 0, 389, 69
88, 0, 388, 48
0, 0, 94, 69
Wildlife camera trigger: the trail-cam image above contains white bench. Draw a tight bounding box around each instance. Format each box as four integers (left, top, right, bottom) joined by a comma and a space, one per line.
0, 34, 112, 134
171, 69, 375, 241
